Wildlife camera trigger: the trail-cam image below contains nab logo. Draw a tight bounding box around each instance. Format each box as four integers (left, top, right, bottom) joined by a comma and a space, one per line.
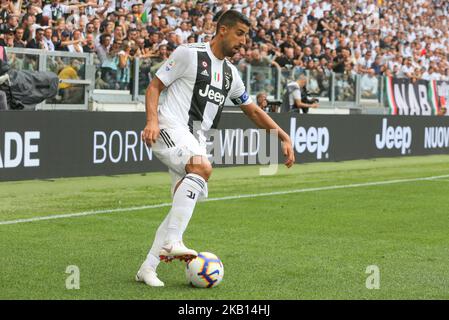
290, 118, 330, 160
375, 118, 412, 155
198, 84, 225, 105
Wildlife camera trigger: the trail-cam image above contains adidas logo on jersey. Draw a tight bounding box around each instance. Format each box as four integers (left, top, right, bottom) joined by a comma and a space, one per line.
199, 84, 225, 105
201, 69, 209, 77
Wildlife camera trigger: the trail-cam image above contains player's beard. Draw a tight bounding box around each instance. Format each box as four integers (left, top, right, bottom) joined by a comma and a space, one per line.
222, 41, 237, 58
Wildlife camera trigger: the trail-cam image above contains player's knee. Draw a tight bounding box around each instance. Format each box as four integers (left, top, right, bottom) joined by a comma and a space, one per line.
186, 157, 212, 181
191, 163, 212, 181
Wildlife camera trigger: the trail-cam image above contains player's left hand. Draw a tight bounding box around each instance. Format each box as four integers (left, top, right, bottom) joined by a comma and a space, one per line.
282, 139, 295, 168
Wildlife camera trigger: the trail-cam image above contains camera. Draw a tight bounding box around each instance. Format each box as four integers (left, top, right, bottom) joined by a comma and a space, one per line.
301, 96, 319, 104
266, 100, 282, 112
300, 87, 319, 105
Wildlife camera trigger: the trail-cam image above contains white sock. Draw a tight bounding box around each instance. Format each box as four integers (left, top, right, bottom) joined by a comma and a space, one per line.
165, 173, 206, 243
141, 173, 206, 271
142, 214, 170, 271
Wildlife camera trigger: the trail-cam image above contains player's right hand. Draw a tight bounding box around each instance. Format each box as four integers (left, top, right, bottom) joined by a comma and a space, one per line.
282, 139, 295, 168
142, 121, 160, 146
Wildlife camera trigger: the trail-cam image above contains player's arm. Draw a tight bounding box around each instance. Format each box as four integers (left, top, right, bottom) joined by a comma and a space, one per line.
240, 102, 295, 168
142, 77, 165, 146
142, 45, 189, 146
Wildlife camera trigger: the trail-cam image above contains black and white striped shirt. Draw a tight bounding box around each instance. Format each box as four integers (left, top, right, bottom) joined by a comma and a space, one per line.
156, 42, 251, 133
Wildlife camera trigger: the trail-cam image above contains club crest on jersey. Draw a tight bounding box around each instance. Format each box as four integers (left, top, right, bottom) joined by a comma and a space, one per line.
199, 84, 225, 105
224, 73, 231, 90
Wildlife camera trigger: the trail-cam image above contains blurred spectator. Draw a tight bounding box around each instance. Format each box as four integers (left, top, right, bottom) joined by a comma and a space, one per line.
336, 72, 356, 101
274, 47, 295, 70
0, 13, 18, 34
115, 39, 132, 90
26, 27, 45, 49
361, 69, 379, 99
148, 43, 169, 78
0, 0, 447, 98
83, 33, 96, 53
239, 48, 278, 71
175, 21, 192, 44
0, 0, 19, 20
57, 58, 83, 103
0, 27, 14, 47
67, 29, 83, 53
43, 27, 55, 51
96, 33, 111, 65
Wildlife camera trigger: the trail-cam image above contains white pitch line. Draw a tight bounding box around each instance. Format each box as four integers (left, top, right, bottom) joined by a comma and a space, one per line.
427, 178, 449, 182
1, 173, 449, 226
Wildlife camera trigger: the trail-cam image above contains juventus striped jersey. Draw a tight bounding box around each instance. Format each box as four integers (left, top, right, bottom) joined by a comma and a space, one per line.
155, 42, 252, 133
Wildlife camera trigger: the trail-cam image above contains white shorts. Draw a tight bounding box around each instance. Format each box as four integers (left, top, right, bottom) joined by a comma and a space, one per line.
152, 127, 208, 197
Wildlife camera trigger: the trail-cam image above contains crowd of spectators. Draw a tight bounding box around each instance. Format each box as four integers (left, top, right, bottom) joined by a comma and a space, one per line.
0, 0, 448, 98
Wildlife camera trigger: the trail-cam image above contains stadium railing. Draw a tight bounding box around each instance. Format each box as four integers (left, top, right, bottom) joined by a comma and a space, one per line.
3, 48, 387, 114
5, 47, 94, 110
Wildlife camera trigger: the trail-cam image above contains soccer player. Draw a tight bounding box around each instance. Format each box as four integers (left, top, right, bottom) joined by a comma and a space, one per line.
136, 10, 295, 287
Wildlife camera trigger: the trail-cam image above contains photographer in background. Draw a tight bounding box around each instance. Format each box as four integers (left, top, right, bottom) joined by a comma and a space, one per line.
257, 91, 282, 113
256, 91, 269, 113
282, 74, 319, 113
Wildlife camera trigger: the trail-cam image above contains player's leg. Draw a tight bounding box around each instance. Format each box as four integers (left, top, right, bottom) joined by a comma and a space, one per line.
140, 169, 184, 265
135, 213, 169, 287
137, 128, 208, 285
136, 130, 180, 286
161, 155, 211, 259
136, 171, 186, 287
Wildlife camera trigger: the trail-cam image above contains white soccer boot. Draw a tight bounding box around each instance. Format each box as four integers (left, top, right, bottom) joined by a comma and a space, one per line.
159, 241, 198, 262
135, 267, 165, 287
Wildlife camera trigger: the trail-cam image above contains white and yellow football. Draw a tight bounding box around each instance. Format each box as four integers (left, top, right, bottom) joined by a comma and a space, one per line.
185, 252, 224, 288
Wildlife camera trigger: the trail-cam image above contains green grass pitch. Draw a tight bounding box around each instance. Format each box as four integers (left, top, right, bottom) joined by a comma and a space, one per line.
1, 155, 449, 299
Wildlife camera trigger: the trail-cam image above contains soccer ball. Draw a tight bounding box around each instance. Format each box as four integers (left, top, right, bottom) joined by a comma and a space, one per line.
185, 252, 224, 288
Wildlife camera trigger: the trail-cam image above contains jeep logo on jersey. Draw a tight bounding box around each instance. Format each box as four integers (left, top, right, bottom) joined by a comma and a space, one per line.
375, 118, 412, 155
289, 118, 330, 160
198, 84, 226, 105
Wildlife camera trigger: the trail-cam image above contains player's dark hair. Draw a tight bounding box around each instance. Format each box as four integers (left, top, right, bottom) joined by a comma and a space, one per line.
216, 10, 251, 31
